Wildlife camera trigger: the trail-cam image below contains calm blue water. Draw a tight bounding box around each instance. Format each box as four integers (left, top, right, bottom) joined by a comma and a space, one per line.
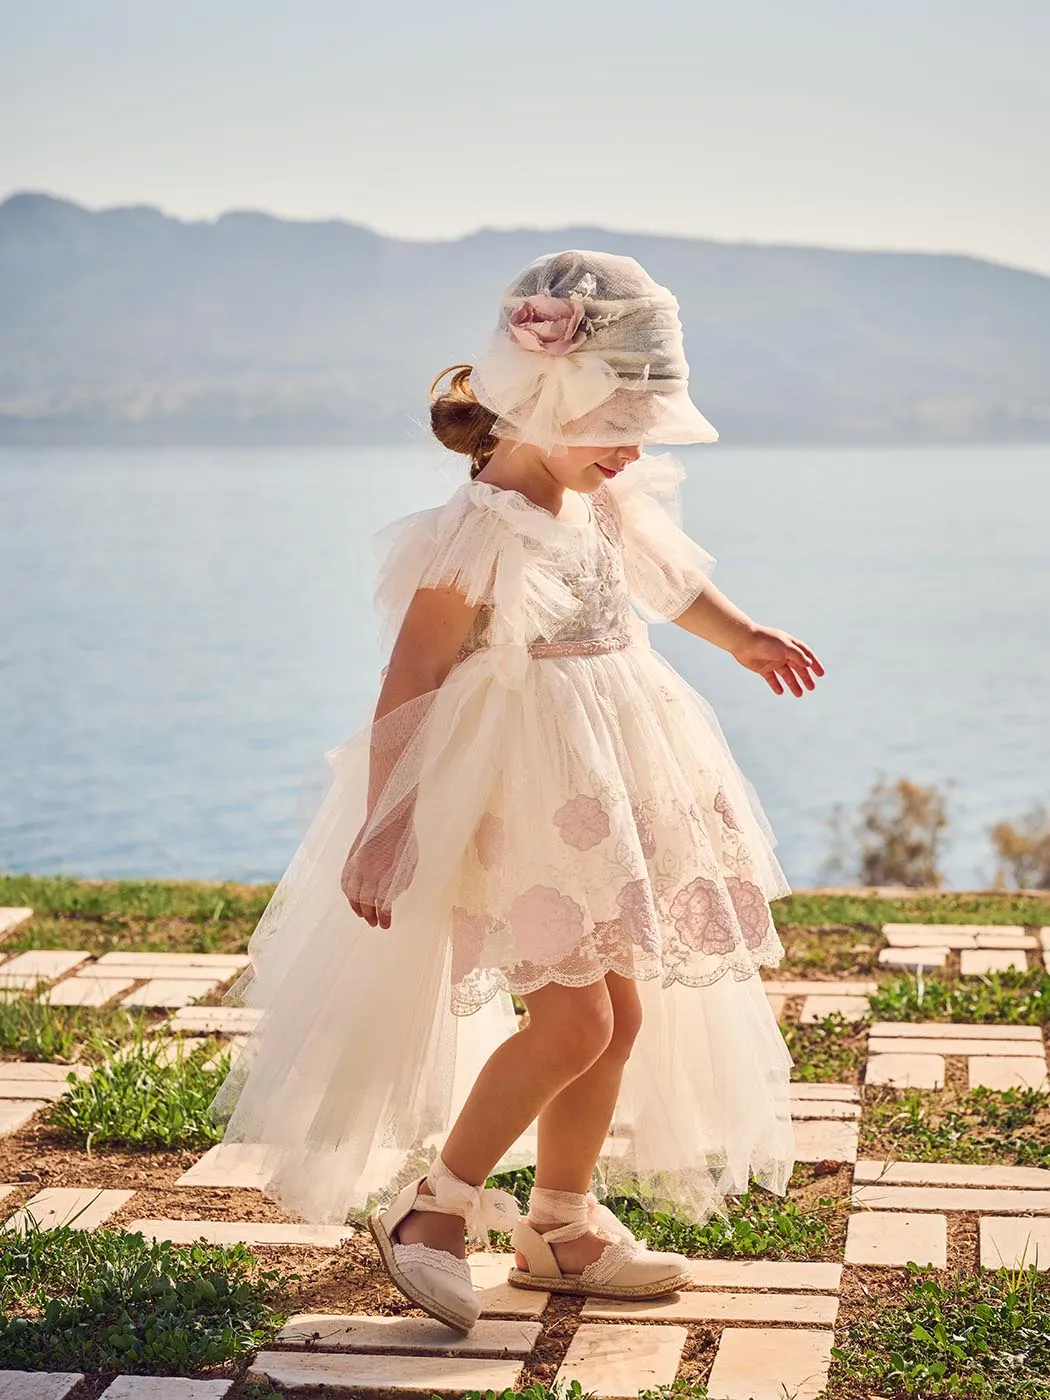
1, 445, 1047, 888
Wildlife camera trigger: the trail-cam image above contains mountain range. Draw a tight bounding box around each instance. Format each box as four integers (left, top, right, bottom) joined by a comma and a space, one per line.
1, 191, 1048, 446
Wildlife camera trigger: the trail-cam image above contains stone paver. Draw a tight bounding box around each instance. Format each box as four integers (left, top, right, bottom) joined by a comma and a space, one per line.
0, 1375, 84, 1400
96, 962, 241, 981
469, 1251, 550, 1317
960, 948, 1029, 976
792, 1118, 859, 1162
869, 1021, 1042, 1040
969, 1056, 1049, 1091
0, 1060, 89, 1081
0, 908, 34, 937
0, 1077, 83, 1101
556, 1323, 687, 1400
97, 951, 250, 969
868, 1034, 1043, 1057
5, 1187, 133, 1232
46, 975, 137, 1006
0, 1184, 16, 1203
278, 1313, 541, 1355
790, 1099, 860, 1120
765, 993, 787, 1019
706, 1327, 834, 1400
855, 1159, 1050, 1189
763, 979, 878, 996
799, 994, 871, 1024
166, 1005, 262, 1033
845, 1210, 947, 1267
688, 1258, 842, 1291
790, 1082, 860, 1101
247, 1350, 522, 1394
0, 949, 92, 979
882, 924, 1035, 950
865, 1053, 945, 1088
852, 1183, 1050, 1213
99, 1380, 234, 1398
980, 1216, 1050, 1270
176, 1142, 271, 1188
128, 1218, 353, 1247
120, 978, 222, 1008
0, 1100, 49, 1134
878, 947, 948, 969
582, 1290, 838, 1324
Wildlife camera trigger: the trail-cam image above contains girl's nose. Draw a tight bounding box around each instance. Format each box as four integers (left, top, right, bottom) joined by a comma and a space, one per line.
617, 445, 642, 464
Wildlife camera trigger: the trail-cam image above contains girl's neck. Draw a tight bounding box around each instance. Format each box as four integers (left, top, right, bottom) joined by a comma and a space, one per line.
475, 441, 575, 520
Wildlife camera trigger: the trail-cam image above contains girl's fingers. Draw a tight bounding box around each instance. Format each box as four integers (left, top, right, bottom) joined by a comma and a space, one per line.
778, 665, 804, 698
791, 637, 825, 675
764, 668, 784, 695
787, 652, 816, 690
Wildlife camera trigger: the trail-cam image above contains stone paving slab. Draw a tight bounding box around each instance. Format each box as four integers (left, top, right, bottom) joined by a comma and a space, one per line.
799, 994, 871, 1024
46, 975, 138, 1006
5, 1187, 134, 1232
960, 948, 1029, 976
878, 947, 949, 969
792, 1118, 859, 1162
582, 1290, 838, 1324
0, 908, 34, 938
96, 962, 242, 982
0, 1100, 49, 1134
556, 1322, 687, 1400
790, 1082, 861, 1101
0, 972, 60, 990
980, 1216, 1050, 1270
120, 978, 223, 1008
0, 1060, 90, 1081
865, 1053, 945, 1088
176, 1142, 271, 1188
277, 1313, 542, 1355
0, 949, 92, 979
129, 1218, 354, 1247
765, 993, 787, 1019
790, 1100, 861, 1120
99, 1380, 234, 1398
882, 924, 1035, 949
0, 1375, 85, 1399
468, 1252, 550, 1317
706, 1327, 834, 1400
970, 1055, 1049, 1091
762, 979, 878, 996
855, 1159, 1050, 1189
0, 1077, 82, 1100
688, 1258, 842, 1291
869, 1021, 1043, 1040
166, 1006, 262, 1033
97, 951, 250, 969
247, 1349, 523, 1395
852, 1183, 1050, 1213
845, 1210, 947, 1267
868, 1034, 1044, 1057
0, 1184, 16, 1203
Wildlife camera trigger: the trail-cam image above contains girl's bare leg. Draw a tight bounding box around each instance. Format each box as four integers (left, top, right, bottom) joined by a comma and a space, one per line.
397, 974, 637, 1257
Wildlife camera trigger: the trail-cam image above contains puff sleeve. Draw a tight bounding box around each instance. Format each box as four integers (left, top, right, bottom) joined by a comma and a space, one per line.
605, 453, 716, 623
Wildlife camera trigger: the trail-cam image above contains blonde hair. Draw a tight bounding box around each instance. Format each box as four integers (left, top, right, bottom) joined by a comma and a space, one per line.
429, 364, 499, 479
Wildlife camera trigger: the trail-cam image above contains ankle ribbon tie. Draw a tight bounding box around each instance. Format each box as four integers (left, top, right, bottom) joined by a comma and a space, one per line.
422, 1157, 520, 1241
528, 1188, 641, 1248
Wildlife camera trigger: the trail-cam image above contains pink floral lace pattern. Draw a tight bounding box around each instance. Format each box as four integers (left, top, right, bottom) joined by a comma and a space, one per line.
509, 884, 586, 966
473, 813, 505, 869
554, 795, 611, 851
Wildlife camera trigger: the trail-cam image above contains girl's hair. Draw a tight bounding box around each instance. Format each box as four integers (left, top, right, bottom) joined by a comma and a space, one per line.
429, 365, 498, 479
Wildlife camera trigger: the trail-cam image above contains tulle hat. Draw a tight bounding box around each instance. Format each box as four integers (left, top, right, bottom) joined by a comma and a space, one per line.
470, 249, 718, 454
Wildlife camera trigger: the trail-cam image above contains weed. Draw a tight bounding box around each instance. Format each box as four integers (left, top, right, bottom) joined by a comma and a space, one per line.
0, 998, 149, 1062
869, 969, 1050, 1025
862, 1085, 1050, 1168
453, 1385, 593, 1400
783, 1012, 869, 1082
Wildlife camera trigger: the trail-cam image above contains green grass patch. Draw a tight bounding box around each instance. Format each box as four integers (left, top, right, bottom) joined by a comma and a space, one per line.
48, 1032, 233, 1149
869, 969, 1050, 1025
0, 997, 150, 1063
861, 1085, 1050, 1169
774, 891, 1050, 929
784, 1012, 869, 1082
832, 1266, 1050, 1399
0, 1218, 289, 1373
776, 923, 879, 976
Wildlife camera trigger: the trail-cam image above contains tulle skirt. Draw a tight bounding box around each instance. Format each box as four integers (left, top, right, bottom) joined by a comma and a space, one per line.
208, 629, 796, 1226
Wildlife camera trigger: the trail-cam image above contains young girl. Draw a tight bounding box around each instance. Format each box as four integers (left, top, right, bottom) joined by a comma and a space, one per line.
209, 249, 823, 1334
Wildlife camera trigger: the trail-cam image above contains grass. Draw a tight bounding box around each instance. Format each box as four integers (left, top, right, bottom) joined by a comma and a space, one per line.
832, 1265, 1050, 1398
784, 1011, 870, 1082
0, 996, 151, 1062
0, 1217, 290, 1373
776, 923, 879, 976
774, 890, 1050, 929
48, 1031, 234, 1149
861, 1085, 1050, 1169
869, 969, 1050, 1024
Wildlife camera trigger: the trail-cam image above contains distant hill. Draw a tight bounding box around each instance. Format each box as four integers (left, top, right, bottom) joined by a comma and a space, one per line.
1, 191, 1048, 445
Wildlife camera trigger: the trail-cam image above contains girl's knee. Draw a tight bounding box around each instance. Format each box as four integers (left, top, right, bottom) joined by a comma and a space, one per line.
527, 986, 615, 1076
605, 979, 643, 1063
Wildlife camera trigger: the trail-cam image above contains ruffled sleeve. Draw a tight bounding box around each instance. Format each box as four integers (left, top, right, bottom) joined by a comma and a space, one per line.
605, 453, 716, 623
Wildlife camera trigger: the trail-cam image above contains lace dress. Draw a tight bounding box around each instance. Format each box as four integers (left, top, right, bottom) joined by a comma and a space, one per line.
208, 453, 796, 1227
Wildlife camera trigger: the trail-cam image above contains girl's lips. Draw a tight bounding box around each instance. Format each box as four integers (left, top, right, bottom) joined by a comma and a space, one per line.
596, 464, 620, 479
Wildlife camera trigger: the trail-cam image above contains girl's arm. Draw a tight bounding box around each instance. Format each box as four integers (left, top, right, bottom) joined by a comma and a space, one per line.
672, 581, 824, 698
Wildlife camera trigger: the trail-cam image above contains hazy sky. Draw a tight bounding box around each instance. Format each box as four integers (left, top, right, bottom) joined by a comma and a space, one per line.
3, 1, 1048, 273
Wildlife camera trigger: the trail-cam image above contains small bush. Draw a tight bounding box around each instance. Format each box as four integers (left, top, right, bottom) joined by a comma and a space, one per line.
992, 806, 1050, 890
826, 776, 950, 888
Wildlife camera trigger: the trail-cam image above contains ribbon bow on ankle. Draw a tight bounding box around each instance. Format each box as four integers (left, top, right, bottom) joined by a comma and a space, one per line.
537, 1190, 643, 1249
429, 1175, 521, 1243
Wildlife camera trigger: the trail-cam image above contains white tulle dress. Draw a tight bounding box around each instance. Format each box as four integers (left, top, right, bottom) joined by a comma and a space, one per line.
208, 452, 796, 1226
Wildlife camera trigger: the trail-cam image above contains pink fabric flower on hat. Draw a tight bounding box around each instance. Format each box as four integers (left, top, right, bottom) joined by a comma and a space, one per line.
508, 296, 586, 355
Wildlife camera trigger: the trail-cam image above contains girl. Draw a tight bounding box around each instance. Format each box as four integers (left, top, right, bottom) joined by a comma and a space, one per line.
209, 249, 823, 1335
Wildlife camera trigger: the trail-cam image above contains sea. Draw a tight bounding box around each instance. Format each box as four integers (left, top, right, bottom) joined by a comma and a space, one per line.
1, 443, 1047, 889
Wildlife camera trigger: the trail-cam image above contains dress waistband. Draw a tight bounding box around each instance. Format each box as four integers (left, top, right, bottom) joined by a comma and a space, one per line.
455, 631, 633, 665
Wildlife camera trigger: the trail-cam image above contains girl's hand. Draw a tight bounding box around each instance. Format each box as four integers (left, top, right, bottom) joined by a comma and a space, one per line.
341, 830, 394, 930
731, 625, 824, 697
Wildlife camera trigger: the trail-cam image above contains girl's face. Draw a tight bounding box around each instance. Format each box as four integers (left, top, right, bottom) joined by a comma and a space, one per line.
548, 443, 642, 493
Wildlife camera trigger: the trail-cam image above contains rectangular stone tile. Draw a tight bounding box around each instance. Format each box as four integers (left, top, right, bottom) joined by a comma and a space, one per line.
763, 979, 878, 996
706, 1327, 834, 1400
868, 1035, 1043, 1058
467, 1251, 549, 1317
0, 1184, 16, 1203
99, 1380, 234, 1398
0, 1100, 49, 1134
46, 975, 137, 1006
799, 994, 871, 1024
688, 1258, 842, 1291
5, 1187, 133, 1232
853, 1183, 1050, 1213
977, 931, 1038, 949
277, 1313, 541, 1356
969, 1056, 1049, 1091
980, 1216, 1050, 1270
1042, 928, 1050, 952
94, 962, 240, 981
166, 1006, 262, 1032
845, 1210, 947, 1267
883, 923, 1026, 940
793, 1118, 859, 1163
0, 1375, 85, 1400
0, 1060, 90, 1081
120, 978, 222, 1008
765, 993, 787, 1019
790, 1100, 861, 1120
0, 973, 57, 991
96, 951, 250, 969
556, 1322, 686, 1400
0, 950, 92, 979
855, 1159, 1050, 1189
870, 1021, 1043, 1040
583, 1291, 838, 1324
865, 1053, 945, 1088
129, 1218, 354, 1247
878, 947, 948, 969
790, 1082, 860, 1101
960, 948, 1029, 976
884, 927, 978, 949
0, 1077, 83, 1100
0, 908, 34, 938
176, 1142, 272, 1188
247, 1350, 523, 1395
